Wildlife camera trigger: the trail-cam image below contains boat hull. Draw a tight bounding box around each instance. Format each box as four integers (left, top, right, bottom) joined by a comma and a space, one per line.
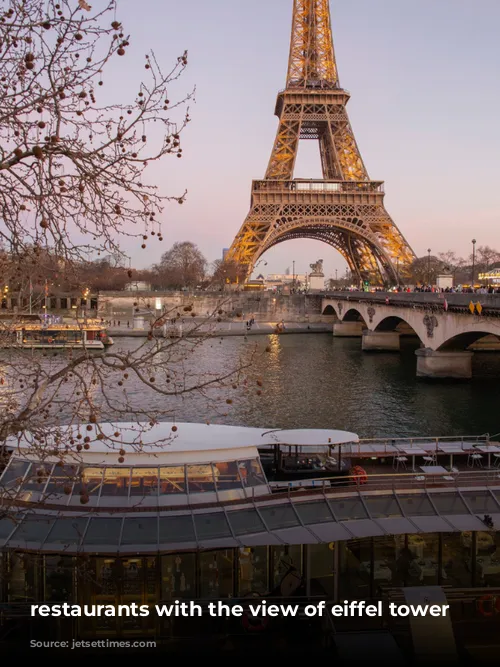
2, 341, 105, 349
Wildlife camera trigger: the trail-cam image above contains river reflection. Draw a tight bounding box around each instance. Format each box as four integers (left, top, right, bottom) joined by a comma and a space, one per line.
2, 334, 500, 437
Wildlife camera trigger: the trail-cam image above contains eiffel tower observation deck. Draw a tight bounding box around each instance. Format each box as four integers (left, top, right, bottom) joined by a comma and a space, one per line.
225, 0, 415, 285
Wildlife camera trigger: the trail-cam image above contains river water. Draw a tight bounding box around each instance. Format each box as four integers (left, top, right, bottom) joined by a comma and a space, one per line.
91, 334, 500, 439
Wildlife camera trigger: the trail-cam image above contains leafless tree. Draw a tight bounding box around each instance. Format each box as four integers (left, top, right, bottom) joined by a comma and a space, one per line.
0, 1, 266, 511
472, 246, 500, 276
153, 241, 207, 290
211, 258, 248, 288
437, 251, 466, 280
408, 255, 443, 286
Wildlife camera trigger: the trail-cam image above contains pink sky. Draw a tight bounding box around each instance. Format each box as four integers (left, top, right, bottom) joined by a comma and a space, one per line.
111, 0, 500, 280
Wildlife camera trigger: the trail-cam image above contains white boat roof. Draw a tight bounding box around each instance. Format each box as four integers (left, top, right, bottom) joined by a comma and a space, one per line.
8, 422, 269, 466
260, 428, 359, 446
7, 422, 359, 466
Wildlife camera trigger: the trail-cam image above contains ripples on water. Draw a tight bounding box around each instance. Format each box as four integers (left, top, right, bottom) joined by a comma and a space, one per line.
3, 335, 500, 438
225, 334, 500, 438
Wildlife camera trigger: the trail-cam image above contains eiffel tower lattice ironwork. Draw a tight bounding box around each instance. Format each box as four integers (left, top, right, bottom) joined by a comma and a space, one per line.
225, 0, 415, 284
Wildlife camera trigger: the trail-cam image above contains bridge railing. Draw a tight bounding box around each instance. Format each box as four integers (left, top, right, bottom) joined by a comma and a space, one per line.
322, 291, 500, 310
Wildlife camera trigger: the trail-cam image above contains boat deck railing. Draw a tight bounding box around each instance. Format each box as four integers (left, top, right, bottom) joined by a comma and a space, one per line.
268, 467, 500, 499
352, 434, 490, 455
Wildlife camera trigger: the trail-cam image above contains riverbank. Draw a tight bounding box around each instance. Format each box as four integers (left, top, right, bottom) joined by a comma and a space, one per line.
108, 321, 331, 337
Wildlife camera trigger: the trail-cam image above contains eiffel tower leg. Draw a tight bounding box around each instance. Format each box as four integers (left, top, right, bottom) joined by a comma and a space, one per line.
265, 117, 302, 181
332, 120, 368, 182
225, 204, 280, 279
319, 127, 341, 180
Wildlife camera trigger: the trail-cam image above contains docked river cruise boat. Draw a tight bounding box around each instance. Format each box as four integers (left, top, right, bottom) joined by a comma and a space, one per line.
1, 422, 499, 658
5, 320, 114, 349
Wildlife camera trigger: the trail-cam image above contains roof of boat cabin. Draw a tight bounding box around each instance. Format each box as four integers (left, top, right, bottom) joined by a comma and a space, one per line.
8, 422, 359, 454
8, 422, 266, 454
262, 428, 359, 446
6, 422, 359, 466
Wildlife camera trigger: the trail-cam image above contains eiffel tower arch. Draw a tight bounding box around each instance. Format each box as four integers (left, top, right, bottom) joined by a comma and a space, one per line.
225, 0, 415, 285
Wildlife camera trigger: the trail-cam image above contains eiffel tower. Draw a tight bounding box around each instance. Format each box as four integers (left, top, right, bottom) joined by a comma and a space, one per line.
225, 0, 415, 284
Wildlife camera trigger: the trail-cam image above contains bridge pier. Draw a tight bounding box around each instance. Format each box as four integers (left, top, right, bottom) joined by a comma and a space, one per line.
362, 330, 400, 351
415, 348, 473, 379
333, 321, 364, 337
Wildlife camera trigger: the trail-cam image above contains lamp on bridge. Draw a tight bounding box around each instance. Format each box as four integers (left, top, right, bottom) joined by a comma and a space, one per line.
427, 248, 431, 286
471, 239, 477, 288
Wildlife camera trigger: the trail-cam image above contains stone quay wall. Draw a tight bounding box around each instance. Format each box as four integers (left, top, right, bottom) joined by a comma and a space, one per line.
97, 291, 335, 323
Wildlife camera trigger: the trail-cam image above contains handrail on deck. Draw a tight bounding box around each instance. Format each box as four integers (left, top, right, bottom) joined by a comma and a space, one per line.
348, 434, 490, 455
358, 434, 489, 443
268, 467, 500, 500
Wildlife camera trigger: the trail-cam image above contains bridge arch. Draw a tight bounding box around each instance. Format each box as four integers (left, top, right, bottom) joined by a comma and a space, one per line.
343, 308, 367, 327
438, 331, 500, 352
374, 315, 419, 337
322, 304, 336, 316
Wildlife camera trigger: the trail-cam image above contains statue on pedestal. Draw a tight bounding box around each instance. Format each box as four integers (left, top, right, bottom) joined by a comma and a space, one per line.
309, 259, 324, 276
308, 259, 325, 291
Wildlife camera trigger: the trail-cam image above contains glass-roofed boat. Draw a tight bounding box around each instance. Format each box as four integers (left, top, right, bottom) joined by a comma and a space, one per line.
4, 317, 114, 349
0, 422, 498, 654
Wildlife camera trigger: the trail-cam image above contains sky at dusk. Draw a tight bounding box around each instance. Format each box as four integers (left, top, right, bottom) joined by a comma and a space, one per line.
112, 0, 500, 280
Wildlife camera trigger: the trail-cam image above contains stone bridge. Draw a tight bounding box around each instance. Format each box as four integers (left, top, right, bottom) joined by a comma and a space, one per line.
321, 292, 500, 379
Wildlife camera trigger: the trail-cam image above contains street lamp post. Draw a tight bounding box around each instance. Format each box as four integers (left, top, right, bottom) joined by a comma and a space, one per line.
427, 248, 431, 286
396, 257, 400, 288
471, 239, 477, 288
292, 260, 295, 290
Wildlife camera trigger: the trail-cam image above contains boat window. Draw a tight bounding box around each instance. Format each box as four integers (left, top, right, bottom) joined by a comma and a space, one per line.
21, 463, 54, 494
9, 514, 54, 544
199, 550, 233, 598
187, 464, 215, 494
271, 546, 303, 588
461, 491, 499, 514
329, 498, 367, 520
294, 501, 333, 524
428, 493, 468, 515
161, 554, 196, 599
100, 467, 131, 496
0, 516, 17, 541
77, 467, 104, 496
45, 556, 74, 602
45, 517, 89, 545
227, 509, 266, 536
43, 465, 80, 498
128, 468, 159, 497
259, 504, 300, 529
159, 466, 186, 494
159, 515, 195, 544
238, 547, 268, 596
396, 494, 436, 516
83, 518, 123, 546
121, 517, 158, 546
0, 459, 30, 489
213, 461, 242, 491
194, 512, 232, 540
238, 459, 266, 487
364, 494, 402, 519
7, 552, 37, 602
